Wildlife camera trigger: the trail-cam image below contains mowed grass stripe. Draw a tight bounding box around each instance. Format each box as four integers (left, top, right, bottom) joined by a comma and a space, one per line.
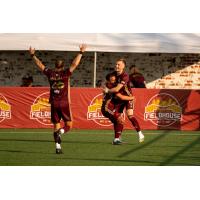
0, 129, 200, 166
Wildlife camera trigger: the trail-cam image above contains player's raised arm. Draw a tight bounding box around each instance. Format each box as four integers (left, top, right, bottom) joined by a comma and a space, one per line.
69, 44, 87, 73
29, 46, 45, 71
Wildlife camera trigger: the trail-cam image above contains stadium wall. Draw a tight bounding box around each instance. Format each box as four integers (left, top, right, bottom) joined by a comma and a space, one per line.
0, 87, 199, 130
0, 51, 200, 89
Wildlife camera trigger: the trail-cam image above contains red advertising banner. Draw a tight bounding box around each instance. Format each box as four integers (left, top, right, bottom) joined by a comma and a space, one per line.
0, 87, 199, 130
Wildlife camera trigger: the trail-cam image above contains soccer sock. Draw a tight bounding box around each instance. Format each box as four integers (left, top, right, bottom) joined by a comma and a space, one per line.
53, 131, 61, 144
138, 131, 144, 137
114, 122, 123, 139
63, 125, 70, 133
129, 116, 141, 132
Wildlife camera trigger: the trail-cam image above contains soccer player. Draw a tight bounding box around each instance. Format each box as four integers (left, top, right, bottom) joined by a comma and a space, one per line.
101, 72, 135, 144
103, 59, 144, 143
29, 44, 87, 154
129, 65, 146, 88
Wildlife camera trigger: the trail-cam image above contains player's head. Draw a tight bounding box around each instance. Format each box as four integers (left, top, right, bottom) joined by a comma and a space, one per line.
115, 58, 126, 75
55, 60, 64, 71
130, 65, 139, 74
109, 74, 116, 84
106, 72, 117, 84
106, 73, 117, 88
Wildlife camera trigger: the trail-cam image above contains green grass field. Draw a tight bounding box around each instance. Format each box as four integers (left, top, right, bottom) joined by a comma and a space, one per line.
0, 129, 200, 166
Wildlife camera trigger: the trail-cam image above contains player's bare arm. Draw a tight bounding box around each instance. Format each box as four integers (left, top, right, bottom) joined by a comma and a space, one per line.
103, 83, 124, 93
29, 46, 45, 71
69, 44, 87, 73
116, 93, 134, 101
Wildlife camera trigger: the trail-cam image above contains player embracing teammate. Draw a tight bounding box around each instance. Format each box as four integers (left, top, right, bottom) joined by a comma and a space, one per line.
102, 59, 144, 144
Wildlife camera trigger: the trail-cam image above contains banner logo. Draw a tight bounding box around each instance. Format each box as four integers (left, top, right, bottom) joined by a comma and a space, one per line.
87, 94, 114, 126
0, 94, 11, 123
144, 93, 182, 127
30, 92, 51, 125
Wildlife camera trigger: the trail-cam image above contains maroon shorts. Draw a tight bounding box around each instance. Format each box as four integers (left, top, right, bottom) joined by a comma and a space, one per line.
101, 99, 122, 123
51, 100, 72, 124
118, 100, 134, 113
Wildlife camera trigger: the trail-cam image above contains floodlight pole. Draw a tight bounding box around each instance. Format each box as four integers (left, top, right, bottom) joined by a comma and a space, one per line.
93, 51, 97, 88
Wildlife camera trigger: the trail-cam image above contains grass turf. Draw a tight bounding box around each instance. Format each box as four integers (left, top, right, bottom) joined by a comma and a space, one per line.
0, 129, 200, 166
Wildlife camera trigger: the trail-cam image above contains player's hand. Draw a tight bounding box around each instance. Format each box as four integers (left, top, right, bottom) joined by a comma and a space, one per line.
131, 96, 135, 103
29, 46, 35, 55
79, 44, 87, 53
102, 86, 109, 94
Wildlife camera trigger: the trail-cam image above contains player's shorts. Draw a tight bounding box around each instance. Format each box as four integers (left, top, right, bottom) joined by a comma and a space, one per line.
101, 99, 122, 123
118, 100, 134, 113
51, 99, 72, 124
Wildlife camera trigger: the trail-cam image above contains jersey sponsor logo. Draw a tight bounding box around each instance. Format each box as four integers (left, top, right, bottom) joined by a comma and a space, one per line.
144, 93, 182, 127
0, 94, 11, 123
52, 80, 64, 90
30, 92, 51, 125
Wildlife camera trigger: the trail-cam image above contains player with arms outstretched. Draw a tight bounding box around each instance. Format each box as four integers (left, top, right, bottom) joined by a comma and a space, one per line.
29, 44, 87, 154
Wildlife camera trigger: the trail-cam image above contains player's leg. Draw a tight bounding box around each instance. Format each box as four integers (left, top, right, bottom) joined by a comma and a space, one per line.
126, 100, 144, 143
53, 123, 63, 153
60, 101, 72, 134
101, 100, 124, 144
112, 113, 124, 145
63, 121, 72, 133
51, 101, 63, 154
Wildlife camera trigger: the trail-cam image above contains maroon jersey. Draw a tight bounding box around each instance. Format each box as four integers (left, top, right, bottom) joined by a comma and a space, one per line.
115, 71, 132, 96
129, 72, 146, 88
110, 71, 132, 105
43, 67, 72, 103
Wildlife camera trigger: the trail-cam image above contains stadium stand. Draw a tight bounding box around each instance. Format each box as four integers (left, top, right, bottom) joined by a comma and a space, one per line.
0, 51, 200, 89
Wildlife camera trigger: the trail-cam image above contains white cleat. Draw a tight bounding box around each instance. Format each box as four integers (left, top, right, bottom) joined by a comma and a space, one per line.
139, 134, 144, 143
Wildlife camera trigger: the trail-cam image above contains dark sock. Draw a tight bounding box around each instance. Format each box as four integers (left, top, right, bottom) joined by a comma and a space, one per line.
114, 122, 123, 139
53, 130, 61, 144
63, 125, 70, 133
129, 116, 141, 132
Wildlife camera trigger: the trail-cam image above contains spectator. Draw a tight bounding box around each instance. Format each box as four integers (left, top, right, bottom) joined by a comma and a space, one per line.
21, 75, 33, 87
96, 79, 103, 87
129, 65, 146, 88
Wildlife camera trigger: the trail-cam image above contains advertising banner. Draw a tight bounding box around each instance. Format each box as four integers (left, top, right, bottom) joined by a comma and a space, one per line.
0, 87, 199, 130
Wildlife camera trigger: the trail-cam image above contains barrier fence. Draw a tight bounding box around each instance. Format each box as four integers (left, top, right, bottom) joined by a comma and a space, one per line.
0, 87, 199, 130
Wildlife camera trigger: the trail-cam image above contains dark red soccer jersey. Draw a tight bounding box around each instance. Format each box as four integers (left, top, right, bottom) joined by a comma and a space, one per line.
43, 67, 72, 102
115, 71, 132, 96
129, 72, 146, 88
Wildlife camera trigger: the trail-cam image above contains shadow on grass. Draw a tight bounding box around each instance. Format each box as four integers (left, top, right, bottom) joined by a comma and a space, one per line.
160, 135, 200, 166
118, 130, 170, 158
0, 149, 54, 155
0, 138, 111, 145
54, 156, 159, 165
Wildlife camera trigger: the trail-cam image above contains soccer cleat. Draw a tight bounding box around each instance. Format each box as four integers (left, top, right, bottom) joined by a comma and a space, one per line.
56, 148, 63, 154
139, 134, 144, 143
112, 139, 122, 145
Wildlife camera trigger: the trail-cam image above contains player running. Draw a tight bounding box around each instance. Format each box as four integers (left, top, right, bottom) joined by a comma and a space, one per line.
101, 72, 135, 144
29, 44, 87, 154
103, 59, 144, 144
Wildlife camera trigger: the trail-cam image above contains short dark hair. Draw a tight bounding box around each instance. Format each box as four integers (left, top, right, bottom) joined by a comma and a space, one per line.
129, 64, 136, 70
55, 60, 64, 68
117, 58, 126, 66
106, 72, 116, 81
